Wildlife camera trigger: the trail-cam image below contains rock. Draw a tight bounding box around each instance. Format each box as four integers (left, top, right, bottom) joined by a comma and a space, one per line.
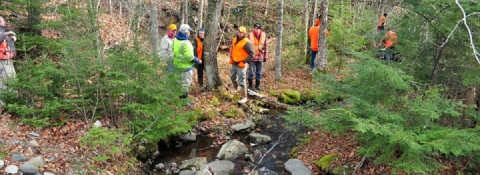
179, 169, 195, 175
154, 163, 164, 170
285, 159, 311, 175
93, 120, 102, 128
248, 133, 272, 144
180, 132, 196, 141
11, 140, 21, 145
231, 123, 251, 131
5, 165, 19, 174
179, 157, 207, 170
0, 139, 6, 145
28, 140, 39, 147
44, 172, 55, 175
27, 156, 45, 167
196, 165, 212, 175
28, 132, 40, 138
0, 160, 4, 169
12, 154, 27, 162
206, 160, 234, 174
216, 139, 248, 160
20, 163, 39, 174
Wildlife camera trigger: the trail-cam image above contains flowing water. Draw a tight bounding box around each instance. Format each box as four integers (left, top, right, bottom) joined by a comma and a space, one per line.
149, 112, 308, 175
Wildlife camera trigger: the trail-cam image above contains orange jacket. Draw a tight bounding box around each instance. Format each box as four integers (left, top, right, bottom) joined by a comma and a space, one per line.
248, 32, 266, 55
308, 25, 330, 51
195, 37, 203, 60
384, 30, 397, 48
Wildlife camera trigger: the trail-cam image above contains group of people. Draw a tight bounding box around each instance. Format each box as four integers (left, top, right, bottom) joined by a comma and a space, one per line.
377, 13, 398, 61
158, 23, 268, 104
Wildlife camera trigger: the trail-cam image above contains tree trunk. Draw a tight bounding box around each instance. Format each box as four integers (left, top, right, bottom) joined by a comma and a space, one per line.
430, 34, 445, 86
198, 0, 204, 29
302, 0, 309, 61
204, 0, 224, 90
312, 0, 319, 26
275, 0, 284, 81
182, 0, 188, 24
264, 0, 269, 16
150, 1, 160, 60
315, 0, 328, 72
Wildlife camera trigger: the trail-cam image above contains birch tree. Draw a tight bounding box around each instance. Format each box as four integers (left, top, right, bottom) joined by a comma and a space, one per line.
181, 0, 188, 24
204, 0, 224, 90
275, 0, 283, 81
315, 0, 328, 72
312, 0, 319, 26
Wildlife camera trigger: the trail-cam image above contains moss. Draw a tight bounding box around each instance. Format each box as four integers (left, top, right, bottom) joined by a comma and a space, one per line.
313, 153, 340, 170
132, 141, 158, 160
288, 146, 299, 158
202, 109, 217, 120
296, 134, 312, 145
212, 96, 220, 107
301, 89, 319, 101
224, 105, 244, 118
278, 89, 301, 104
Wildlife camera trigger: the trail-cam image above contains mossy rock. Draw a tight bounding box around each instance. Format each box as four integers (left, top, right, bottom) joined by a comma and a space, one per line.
132, 141, 158, 160
278, 90, 302, 105
288, 146, 299, 158
224, 105, 244, 118
314, 153, 340, 170
301, 89, 319, 101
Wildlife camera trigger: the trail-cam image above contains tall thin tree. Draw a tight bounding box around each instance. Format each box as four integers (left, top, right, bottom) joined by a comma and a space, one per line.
150, 1, 160, 60
315, 0, 328, 72
204, 0, 224, 90
312, 0, 319, 26
275, 0, 284, 80
302, 0, 309, 60
197, 0, 204, 30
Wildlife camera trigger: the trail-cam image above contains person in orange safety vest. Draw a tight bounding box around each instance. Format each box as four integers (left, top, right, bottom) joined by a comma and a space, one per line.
377, 13, 387, 30
193, 28, 205, 92
308, 19, 329, 70
381, 29, 398, 61
229, 26, 254, 104
247, 23, 268, 91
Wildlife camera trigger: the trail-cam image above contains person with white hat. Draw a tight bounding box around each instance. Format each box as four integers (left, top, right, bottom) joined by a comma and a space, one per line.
172, 24, 202, 101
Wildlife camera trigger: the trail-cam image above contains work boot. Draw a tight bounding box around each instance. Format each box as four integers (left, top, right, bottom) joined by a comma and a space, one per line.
238, 88, 248, 104
255, 79, 262, 91
179, 92, 188, 99
248, 79, 255, 91
199, 83, 205, 92
232, 82, 239, 93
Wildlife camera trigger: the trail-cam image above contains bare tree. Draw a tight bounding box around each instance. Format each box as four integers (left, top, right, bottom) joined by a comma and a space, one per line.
182, 0, 188, 24
197, 0, 204, 29
312, 0, 319, 26
315, 0, 328, 72
264, 0, 269, 16
150, 1, 160, 59
204, 0, 224, 90
275, 0, 284, 81
302, 0, 309, 60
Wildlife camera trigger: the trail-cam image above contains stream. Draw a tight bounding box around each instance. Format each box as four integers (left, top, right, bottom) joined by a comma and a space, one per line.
149, 112, 308, 175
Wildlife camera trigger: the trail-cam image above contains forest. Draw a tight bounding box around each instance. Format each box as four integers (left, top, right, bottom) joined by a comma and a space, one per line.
0, 0, 479, 174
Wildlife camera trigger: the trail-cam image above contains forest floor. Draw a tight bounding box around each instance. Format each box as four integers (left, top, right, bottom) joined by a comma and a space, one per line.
0, 42, 465, 175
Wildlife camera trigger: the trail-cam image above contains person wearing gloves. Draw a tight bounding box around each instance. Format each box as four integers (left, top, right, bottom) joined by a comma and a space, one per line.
229, 26, 254, 104
173, 24, 202, 100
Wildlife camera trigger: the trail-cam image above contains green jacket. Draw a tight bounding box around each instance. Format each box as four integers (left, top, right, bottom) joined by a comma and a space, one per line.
172, 32, 200, 71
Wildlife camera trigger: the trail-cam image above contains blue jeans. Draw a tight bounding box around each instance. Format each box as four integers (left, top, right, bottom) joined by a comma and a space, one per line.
310, 49, 318, 70
248, 62, 264, 80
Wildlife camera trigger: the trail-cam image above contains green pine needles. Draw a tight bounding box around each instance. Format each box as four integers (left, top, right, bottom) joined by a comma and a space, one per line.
285, 57, 480, 174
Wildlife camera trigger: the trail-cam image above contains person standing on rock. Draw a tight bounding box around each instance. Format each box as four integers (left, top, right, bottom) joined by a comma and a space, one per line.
229, 26, 254, 104
193, 27, 206, 92
173, 24, 202, 101
0, 15, 17, 107
247, 23, 268, 92
159, 24, 177, 72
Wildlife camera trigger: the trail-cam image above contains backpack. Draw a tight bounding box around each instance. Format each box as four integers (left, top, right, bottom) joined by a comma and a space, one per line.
0, 36, 15, 60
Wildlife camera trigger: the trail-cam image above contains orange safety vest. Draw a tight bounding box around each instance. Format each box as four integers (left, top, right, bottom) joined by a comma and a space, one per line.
384, 30, 397, 48
195, 37, 203, 60
248, 32, 266, 55
308, 26, 330, 52
378, 15, 386, 27
0, 38, 14, 60
230, 37, 250, 68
